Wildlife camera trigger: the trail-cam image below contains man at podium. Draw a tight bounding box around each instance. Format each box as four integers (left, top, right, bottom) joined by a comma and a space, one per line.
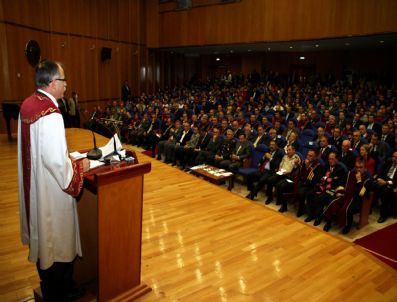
18, 60, 90, 301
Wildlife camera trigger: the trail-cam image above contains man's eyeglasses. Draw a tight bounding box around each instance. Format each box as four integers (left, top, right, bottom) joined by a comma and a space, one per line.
55, 78, 67, 82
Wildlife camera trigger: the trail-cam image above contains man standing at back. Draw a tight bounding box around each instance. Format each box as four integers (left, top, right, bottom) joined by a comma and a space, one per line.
18, 60, 90, 301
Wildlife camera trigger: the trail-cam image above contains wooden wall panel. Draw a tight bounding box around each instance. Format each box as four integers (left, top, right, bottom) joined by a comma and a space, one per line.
157, 0, 397, 48
0, 0, 150, 134
2, 0, 50, 30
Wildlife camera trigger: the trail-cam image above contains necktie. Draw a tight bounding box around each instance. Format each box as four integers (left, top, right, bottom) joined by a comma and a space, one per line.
253, 135, 261, 148
387, 164, 396, 179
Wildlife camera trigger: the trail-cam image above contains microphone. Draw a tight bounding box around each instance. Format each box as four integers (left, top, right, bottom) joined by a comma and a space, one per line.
87, 111, 103, 160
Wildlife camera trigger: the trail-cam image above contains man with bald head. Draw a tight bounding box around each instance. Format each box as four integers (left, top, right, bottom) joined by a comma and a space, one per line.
339, 139, 357, 170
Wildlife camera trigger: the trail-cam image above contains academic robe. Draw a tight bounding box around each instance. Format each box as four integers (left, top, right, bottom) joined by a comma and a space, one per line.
18, 91, 84, 270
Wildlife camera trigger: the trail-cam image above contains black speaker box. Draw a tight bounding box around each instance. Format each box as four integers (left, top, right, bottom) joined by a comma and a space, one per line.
101, 47, 112, 61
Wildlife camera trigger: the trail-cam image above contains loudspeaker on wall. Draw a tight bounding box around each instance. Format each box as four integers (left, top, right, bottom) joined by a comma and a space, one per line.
101, 47, 112, 61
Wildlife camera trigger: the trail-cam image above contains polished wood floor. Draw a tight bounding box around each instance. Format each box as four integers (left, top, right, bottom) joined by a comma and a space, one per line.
1, 128, 397, 301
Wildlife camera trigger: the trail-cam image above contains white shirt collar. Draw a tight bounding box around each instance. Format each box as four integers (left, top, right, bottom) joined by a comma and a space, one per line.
37, 89, 59, 108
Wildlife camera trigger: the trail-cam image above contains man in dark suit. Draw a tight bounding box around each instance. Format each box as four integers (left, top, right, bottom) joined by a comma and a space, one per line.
189, 127, 211, 164
246, 140, 284, 200
220, 133, 251, 172
369, 133, 390, 164
380, 124, 395, 149
329, 127, 344, 153
339, 140, 357, 171
373, 150, 397, 223
351, 130, 363, 152
195, 127, 221, 165
213, 129, 236, 168
366, 114, 382, 135
306, 152, 347, 226
252, 125, 267, 148
166, 121, 192, 164
277, 149, 324, 215
318, 136, 333, 162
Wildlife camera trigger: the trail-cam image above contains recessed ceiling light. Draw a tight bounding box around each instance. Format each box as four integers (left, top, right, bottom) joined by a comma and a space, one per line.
268, 47, 271, 51
380, 40, 385, 43
289, 46, 293, 49
345, 42, 350, 46
299, 56, 305, 60
248, 49, 252, 52
315, 44, 319, 48
216, 57, 220, 61
230, 50, 234, 53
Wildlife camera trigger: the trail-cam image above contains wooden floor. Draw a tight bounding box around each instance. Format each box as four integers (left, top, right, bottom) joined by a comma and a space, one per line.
1, 128, 397, 302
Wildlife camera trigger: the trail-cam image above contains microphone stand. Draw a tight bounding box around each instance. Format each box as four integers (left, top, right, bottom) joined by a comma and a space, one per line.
87, 111, 103, 160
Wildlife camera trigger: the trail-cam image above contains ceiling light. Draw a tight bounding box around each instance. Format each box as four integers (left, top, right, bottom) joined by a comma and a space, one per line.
315, 44, 319, 48
248, 49, 252, 52
267, 47, 271, 51
345, 42, 350, 46
299, 56, 305, 60
216, 57, 220, 61
380, 40, 385, 43
289, 46, 293, 49
230, 50, 234, 53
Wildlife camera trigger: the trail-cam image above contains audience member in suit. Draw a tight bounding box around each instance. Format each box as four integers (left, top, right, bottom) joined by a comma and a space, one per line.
373, 150, 397, 223
220, 133, 251, 172
305, 152, 347, 226
284, 105, 295, 123
262, 128, 279, 147
144, 114, 161, 157
57, 96, 70, 128
155, 118, 176, 159
339, 140, 357, 171
188, 128, 211, 165
323, 159, 372, 234
265, 145, 301, 204
231, 120, 244, 138
358, 124, 371, 143
318, 136, 333, 162
246, 140, 284, 200
366, 114, 382, 135
219, 119, 230, 136
337, 111, 348, 130
243, 124, 256, 143
213, 129, 236, 167
157, 120, 183, 161
368, 133, 390, 165
380, 124, 395, 149
277, 149, 323, 215
356, 144, 376, 176
195, 128, 221, 165
329, 127, 343, 153
252, 125, 267, 148
174, 125, 200, 168
297, 113, 312, 132
283, 132, 299, 154
166, 121, 192, 164
314, 127, 326, 145
282, 119, 299, 140
351, 113, 363, 130
350, 130, 363, 152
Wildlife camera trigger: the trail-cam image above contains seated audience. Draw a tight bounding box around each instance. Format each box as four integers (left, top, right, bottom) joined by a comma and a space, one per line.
306, 152, 347, 226
323, 159, 372, 234
246, 140, 284, 200
276, 149, 323, 215
373, 150, 397, 223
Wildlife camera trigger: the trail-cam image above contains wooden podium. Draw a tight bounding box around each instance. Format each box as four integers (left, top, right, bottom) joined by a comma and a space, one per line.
33, 129, 152, 301
74, 154, 152, 301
